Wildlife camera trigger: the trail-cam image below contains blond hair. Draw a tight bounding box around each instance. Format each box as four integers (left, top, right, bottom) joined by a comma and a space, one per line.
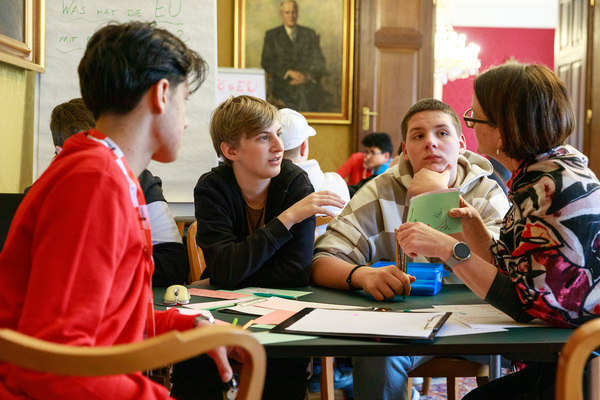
210, 95, 278, 165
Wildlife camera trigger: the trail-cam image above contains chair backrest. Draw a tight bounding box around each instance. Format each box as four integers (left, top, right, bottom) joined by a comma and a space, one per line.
316, 215, 333, 227
0, 193, 25, 252
315, 215, 334, 239
175, 220, 185, 239
556, 318, 600, 400
0, 325, 266, 400
186, 220, 207, 283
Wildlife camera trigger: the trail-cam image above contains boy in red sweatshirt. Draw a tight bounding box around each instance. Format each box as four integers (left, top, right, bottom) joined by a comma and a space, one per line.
0, 21, 235, 399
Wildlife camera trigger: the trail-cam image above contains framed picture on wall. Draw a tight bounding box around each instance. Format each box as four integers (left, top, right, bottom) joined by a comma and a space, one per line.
0, 0, 45, 72
235, 0, 354, 124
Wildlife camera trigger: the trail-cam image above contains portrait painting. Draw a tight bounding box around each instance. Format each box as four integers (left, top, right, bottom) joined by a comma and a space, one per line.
0, 1, 25, 42
0, 0, 45, 72
236, 0, 354, 123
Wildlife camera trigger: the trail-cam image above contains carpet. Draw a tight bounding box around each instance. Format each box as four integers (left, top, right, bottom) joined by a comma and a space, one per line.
309, 366, 509, 399
414, 377, 478, 399
310, 377, 482, 400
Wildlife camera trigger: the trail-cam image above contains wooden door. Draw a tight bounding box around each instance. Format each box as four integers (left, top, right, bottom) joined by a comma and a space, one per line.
355, 0, 435, 154
588, 1, 600, 177
555, 0, 589, 155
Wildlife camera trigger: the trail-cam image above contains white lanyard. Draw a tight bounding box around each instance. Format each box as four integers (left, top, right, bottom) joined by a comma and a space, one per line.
86, 129, 156, 338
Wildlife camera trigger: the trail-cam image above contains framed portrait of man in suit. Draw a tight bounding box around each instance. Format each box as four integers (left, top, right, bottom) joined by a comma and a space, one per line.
0, 0, 45, 72
235, 0, 354, 124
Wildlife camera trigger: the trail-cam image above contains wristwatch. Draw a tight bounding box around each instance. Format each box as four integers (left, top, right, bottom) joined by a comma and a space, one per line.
445, 242, 471, 270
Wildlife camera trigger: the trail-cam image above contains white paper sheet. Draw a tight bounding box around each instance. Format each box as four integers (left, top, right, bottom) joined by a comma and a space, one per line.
285, 309, 448, 339
38, 0, 218, 202
254, 297, 372, 312
432, 304, 551, 329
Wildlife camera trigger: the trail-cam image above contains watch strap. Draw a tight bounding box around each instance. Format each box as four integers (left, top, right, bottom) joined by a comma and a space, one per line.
346, 265, 366, 290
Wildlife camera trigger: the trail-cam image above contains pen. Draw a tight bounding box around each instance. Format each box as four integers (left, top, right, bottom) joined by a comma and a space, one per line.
205, 303, 236, 311
242, 319, 255, 330
232, 317, 238, 327
395, 228, 406, 299
252, 292, 297, 300
205, 297, 263, 310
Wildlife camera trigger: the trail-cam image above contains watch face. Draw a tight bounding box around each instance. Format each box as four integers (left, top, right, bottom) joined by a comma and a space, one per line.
454, 242, 471, 259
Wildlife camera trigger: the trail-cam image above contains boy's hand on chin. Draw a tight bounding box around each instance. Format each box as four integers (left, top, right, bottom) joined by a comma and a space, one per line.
407, 164, 452, 198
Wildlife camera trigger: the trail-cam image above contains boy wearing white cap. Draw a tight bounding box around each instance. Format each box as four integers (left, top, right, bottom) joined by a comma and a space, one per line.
279, 108, 350, 235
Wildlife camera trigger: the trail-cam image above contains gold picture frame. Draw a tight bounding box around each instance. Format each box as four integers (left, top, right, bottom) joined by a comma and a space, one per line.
0, 0, 45, 72
235, 0, 354, 124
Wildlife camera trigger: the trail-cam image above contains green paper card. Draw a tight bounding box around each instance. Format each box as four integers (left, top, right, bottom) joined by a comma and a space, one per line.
407, 189, 461, 234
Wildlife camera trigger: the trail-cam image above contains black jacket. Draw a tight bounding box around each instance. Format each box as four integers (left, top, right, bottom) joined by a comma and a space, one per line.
139, 169, 189, 287
194, 159, 316, 289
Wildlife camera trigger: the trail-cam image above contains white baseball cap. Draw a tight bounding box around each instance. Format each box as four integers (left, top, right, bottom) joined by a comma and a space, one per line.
278, 108, 317, 150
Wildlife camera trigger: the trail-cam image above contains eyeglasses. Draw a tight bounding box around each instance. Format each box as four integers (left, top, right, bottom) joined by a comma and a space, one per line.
363, 150, 383, 156
463, 108, 492, 128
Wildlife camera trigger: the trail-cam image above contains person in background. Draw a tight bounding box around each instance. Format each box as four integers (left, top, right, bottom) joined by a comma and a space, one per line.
48, 97, 188, 287
362, 132, 394, 176
0, 21, 238, 399
313, 98, 510, 400
348, 132, 394, 196
398, 63, 600, 400
279, 108, 349, 235
337, 152, 368, 185
170, 95, 344, 400
337, 132, 393, 191
50, 98, 95, 155
278, 107, 353, 395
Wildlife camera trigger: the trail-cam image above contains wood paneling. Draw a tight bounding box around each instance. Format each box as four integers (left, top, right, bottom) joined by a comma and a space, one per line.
356, 0, 434, 154
555, 0, 588, 155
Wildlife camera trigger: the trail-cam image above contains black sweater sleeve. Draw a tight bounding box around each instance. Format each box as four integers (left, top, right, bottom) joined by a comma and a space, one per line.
139, 169, 189, 287
485, 271, 535, 323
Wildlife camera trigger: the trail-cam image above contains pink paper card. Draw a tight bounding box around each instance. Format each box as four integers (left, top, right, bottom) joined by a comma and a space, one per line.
254, 310, 296, 325
188, 288, 251, 300
168, 306, 231, 326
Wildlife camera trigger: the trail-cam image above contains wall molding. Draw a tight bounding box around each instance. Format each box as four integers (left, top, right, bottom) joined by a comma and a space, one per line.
443, 0, 558, 29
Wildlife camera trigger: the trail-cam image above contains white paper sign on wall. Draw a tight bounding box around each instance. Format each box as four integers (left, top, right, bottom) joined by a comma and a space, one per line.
217, 67, 266, 105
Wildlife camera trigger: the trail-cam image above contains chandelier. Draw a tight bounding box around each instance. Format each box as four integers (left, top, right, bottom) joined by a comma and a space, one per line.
434, 24, 481, 85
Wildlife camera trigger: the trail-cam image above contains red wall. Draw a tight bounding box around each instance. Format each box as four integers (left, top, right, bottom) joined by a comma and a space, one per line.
441, 27, 555, 152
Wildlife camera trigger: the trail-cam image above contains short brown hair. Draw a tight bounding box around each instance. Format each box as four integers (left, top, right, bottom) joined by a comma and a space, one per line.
474, 63, 574, 160
401, 98, 462, 142
50, 98, 95, 147
210, 95, 278, 165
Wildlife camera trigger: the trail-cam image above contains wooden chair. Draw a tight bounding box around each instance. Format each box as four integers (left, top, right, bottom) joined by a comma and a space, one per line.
315, 215, 334, 241
0, 325, 266, 400
556, 318, 600, 400
186, 220, 207, 284
316, 215, 333, 227
408, 357, 489, 400
175, 219, 186, 239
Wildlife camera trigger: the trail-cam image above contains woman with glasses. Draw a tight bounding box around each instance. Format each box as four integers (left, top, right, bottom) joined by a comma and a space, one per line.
397, 62, 600, 400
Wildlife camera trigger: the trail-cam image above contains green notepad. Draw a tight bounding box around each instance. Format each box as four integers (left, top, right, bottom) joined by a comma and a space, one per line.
407, 189, 461, 234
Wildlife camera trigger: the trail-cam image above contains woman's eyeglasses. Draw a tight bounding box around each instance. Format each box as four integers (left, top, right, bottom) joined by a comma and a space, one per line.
463, 108, 492, 128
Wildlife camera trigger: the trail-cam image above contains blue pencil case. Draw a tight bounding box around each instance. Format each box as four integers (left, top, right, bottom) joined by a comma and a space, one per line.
371, 261, 449, 296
